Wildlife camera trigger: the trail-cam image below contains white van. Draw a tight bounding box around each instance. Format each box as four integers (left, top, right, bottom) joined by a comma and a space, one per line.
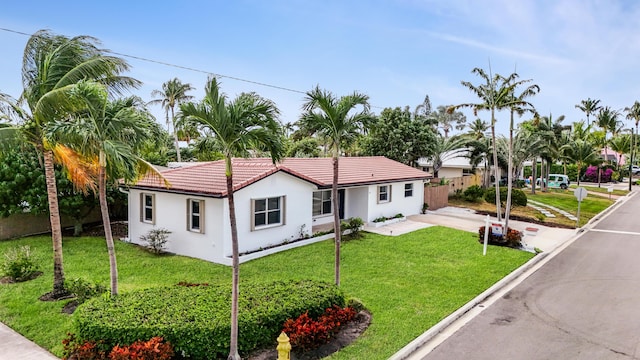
536, 174, 570, 189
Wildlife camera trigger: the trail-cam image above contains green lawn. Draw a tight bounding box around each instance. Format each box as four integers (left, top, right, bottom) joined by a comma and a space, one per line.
569, 183, 629, 196
0, 228, 534, 359
527, 190, 614, 225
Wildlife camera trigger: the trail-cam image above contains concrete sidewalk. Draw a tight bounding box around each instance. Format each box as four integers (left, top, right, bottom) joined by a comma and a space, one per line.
0, 322, 58, 360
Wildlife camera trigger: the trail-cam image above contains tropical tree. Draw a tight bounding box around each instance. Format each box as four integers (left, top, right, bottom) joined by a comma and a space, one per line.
463, 119, 491, 187
449, 67, 525, 221
596, 106, 620, 186
575, 98, 602, 127
535, 114, 568, 191
179, 77, 283, 360
624, 101, 640, 169
609, 134, 631, 170
431, 105, 467, 138
425, 135, 467, 178
150, 78, 195, 162
45, 82, 161, 296
361, 106, 435, 166
562, 139, 599, 186
501, 73, 539, 231
0, 30, 138, 299
299, 86, 371, 287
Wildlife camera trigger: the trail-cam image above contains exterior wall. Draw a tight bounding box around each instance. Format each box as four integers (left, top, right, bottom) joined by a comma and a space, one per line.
228, 172, 316, 257
344, 186, 369, 221
438, 167, 464, 179
128, 189, 225, 263
0, 209, 102, 240
366, 180, 424, 222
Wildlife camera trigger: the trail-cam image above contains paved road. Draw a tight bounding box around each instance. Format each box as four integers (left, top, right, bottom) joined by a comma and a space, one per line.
419, 193, 640, 360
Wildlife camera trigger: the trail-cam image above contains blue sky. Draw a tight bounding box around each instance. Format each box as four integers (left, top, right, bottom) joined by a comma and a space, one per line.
2, 0, 640, 136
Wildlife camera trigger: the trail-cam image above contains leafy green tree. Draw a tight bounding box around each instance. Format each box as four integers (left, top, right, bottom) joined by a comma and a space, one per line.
609, 134, 631, 169
449, 67, 525, 221
596, 106, 621, 185
425, 135, 467, 178
575, 98, 602, 127
624, 101, 640, 167
0, 30, 138, 299
361, 106, 435, 166
149, 78, 195, 162
561, 139, 599, 186
285, 137, 321, 157
299, 86, 371, 289
179, 77, 283, 360
45, 82, 161, 296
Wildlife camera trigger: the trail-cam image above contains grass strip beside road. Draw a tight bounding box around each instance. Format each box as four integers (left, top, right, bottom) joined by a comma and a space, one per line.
0, 228, 533, 359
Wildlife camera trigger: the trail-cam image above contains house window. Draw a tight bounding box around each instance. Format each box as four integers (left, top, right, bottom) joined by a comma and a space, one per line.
253, 196, 284, 229
187, 199, 204, 233
378, 185, 391, 203
404, 183, 413, 197
140, 193, 155, 224
312, 190, 332, 216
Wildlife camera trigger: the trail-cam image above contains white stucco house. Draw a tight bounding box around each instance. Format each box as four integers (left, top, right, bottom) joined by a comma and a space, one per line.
417, 149, 480, 179
124, 156, 429, 265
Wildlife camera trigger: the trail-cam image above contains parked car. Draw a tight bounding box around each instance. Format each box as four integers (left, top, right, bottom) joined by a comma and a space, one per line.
536, 174, 570, 189
632, 165, 640, 175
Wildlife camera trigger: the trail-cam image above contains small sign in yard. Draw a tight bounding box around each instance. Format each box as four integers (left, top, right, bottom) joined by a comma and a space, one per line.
491, 223, 504, 236
574, 187, 587, 227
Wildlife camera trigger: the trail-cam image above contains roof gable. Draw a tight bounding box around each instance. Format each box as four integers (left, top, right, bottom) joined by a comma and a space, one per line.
130, 156, 429, 196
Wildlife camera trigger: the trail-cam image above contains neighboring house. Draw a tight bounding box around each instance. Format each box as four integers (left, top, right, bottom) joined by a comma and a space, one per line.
125, 156, 429, 265
417, 150, 478, 179
601, 148, 625, 166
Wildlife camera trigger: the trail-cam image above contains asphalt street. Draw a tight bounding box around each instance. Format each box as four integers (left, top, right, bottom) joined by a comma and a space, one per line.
420, 192, 640, 360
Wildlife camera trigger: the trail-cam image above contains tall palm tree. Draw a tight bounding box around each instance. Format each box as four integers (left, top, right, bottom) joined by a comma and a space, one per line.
535, 114, 567, 191
150, 78, 195, 162
179, 77, 283, 360
0, 30, 138, 299
45, 82, 163, 296
427, 135, 467, 178
463, 119, 491, 187
501, 73, 539, 231
624, 101, 640, 170
299, 85, 371, 287
449, 67, 524, 221
575, 98, 602, 127
562, 139, 599, 186
432, 105, 467, 138
596, 106, 620, 186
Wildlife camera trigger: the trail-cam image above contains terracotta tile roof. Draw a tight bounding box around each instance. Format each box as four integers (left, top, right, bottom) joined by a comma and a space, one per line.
130, 156, 429, 197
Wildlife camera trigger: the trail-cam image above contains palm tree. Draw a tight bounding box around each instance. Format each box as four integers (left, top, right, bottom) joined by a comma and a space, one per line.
299, 85, 371, 287
596, 107, 620, 186
427, 135, 467, 178
432, 105, 467, 138
624, 101, 640, 170
562, 139, 599, 186
0, 30, 138, 299
535, 114, 568, 191
449, 67, 525, 222
501, 73, 539, 231
575, 98, 602, 127
179, 77, 283, 360
150, 78, 195, 162
45, 82, 163, 296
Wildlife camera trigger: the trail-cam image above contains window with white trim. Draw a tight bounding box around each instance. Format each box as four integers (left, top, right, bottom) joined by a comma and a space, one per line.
187, 199, 204, 233
312, 190, 332, 216
378, 185, 391, 203
140, 193, 155, 224
404, 183, 413, 197
252, 196, 284, 229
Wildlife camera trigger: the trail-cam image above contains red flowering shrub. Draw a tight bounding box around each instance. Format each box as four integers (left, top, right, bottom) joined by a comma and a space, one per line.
109, 337, 174, 360
478, 226, 523, 248
62, 334, 173, 360
62, 333, 107, 360
282, 305, 357, 351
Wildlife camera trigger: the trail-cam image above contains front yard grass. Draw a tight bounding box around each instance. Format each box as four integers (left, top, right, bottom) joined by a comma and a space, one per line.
0, 227, 533, 359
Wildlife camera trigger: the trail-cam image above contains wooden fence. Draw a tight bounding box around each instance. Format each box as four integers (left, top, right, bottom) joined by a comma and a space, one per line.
424, 184, 449, 210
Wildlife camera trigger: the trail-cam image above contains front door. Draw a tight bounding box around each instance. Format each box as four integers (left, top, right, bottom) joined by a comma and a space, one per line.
338, 189, 345, 220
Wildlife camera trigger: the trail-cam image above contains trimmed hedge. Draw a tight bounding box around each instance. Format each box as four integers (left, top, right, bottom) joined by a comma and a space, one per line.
484, 187, 527, 207
73, 280, 345, 359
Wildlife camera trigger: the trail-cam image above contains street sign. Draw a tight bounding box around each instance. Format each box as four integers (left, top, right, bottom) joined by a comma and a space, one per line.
607, 186, 614, 193
574, 187, 588, 201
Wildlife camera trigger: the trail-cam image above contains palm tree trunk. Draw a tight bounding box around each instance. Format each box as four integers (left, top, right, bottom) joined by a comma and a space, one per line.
577, 164, 581, 186
504, 113, 514, 231
99, 163, 118, 296
332, 154, 341, 287
43, 150, 67, 298
531, 158, 537, 195
490, 110, 502, 221
226, 163, 241, 360
171, 107, 181, 162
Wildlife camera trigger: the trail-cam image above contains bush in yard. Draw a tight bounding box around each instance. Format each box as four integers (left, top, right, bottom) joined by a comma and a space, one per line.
478, 226, 523, 248
1, 245, 38, 282
340, 217, 364, 239
109, 337, 174, 360
139, 228, 171, 254
73, 280, 345, 359
65, 278, 107, 304
282, 305, 357, 352
483, 187, 527, 207
462, 185, 484, 202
